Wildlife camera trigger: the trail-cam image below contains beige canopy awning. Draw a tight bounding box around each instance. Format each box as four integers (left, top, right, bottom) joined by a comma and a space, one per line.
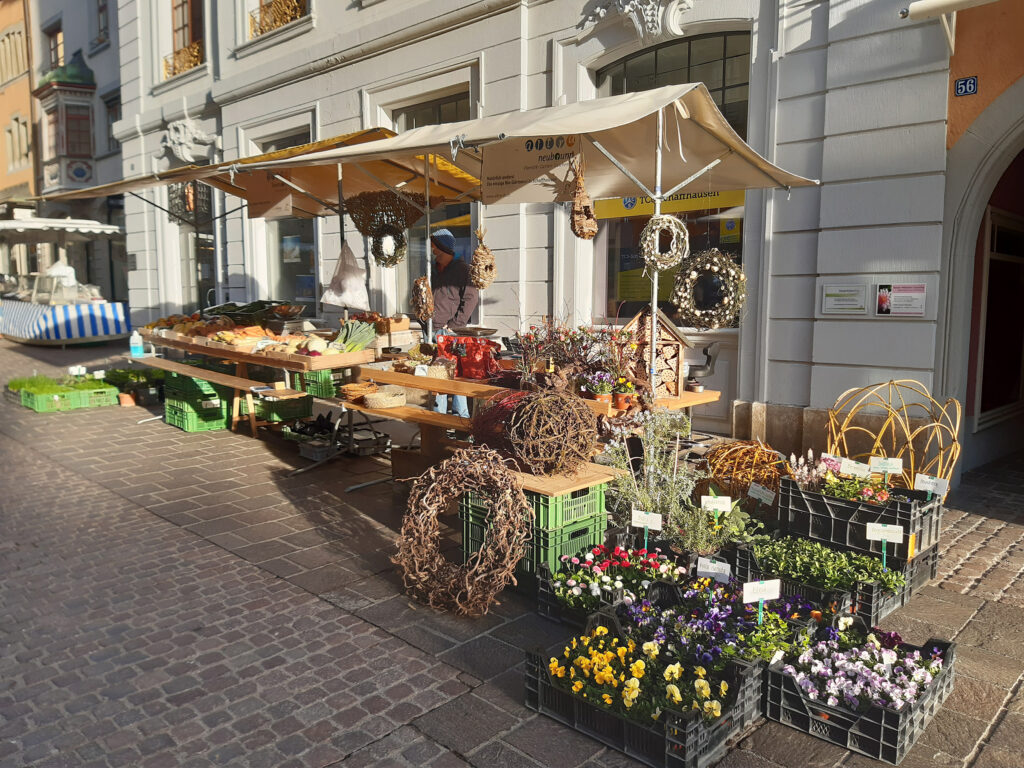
242, 83, 817, 205
0, 217, 123, 244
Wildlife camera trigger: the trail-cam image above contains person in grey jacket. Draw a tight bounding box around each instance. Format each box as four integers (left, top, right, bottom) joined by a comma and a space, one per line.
429, 228, 478, 419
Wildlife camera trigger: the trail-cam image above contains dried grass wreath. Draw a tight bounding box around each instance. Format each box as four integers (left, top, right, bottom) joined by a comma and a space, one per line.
570, 156, 598, 240
507, 390, 598, 476
640, 214, 690, 271
370, 222, 408, 267
411, 276, 434, 324
669, 248, 747, 330
393, 447, 533, 616
469, 227, 497, 289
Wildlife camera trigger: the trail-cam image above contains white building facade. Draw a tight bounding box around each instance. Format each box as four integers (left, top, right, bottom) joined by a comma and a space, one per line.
113, 0, 1024, 474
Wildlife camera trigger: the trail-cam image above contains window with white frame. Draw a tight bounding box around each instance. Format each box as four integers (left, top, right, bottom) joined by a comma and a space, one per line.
391, 91, 473, 317
44, 108, 58, 159
0, 27, 27, 84
94, 0, 110, 45
4, 116, 30, 169
104, 96, 121, 153
65, 104, 93, 157
45, 24, 64, 71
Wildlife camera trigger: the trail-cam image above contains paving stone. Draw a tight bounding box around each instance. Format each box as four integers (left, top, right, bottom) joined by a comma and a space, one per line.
438, 636, 523, 681
737, 721, 847, 768
414, 693, 517, 754
954, 645, 1024, 688
942, 675, 1009, 721
469, 740, 546, 768
917, 707, 989, 759
973, 745, 1024, 768
986, 711, 1024, 752
503, 714, 603, 768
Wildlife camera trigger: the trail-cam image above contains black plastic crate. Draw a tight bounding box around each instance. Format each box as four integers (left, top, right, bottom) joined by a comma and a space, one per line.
726, 545, 853, 616
525, 649, 763, 768
536, 563, 623, 630
765, 638, 955, 765
851, 544, 940, 626
778, 478, 943, 562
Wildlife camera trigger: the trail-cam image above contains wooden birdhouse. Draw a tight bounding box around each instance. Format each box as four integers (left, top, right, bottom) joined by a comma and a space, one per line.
621, 309, 693, 399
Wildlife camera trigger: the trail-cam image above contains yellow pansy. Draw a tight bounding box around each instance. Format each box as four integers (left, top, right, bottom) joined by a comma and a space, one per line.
594, 626, 608, 637
720, 681, 729, 697
572, 680, 584, 693
703, 700, 722, 717
617, 647, 629, 663
594, 666, 615, 685
630, 660, 646, 679
664, 663, 683, 681
665, 684, 683, 704
694, 666, 706, 679
548, 659, 560, 675
642, 642, 659, 660
602, 693, 614, 705
694, 679, 711, 699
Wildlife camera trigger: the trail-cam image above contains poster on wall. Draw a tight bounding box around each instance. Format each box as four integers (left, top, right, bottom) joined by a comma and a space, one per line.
821, 284, 867, 315
281, 236, 302, 264
294, 275, 316, 303
876, 283, 926, 317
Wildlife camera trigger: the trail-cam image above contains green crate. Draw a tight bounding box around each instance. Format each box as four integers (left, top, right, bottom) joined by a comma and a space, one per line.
164, 370, 229, 399
462, 513, 606, 593
462, 485, 607, 529
240, 394, 313, 422
77, 385, 120, 408
296, 370, 337, 399
164, 402, 229, 432
20, 389, 81, 413
164, 395, 227, 416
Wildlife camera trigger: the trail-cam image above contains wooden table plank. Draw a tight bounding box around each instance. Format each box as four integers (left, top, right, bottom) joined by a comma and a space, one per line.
353, 366, 509, 399
512, 463, 624, 496
129, 355, 263, 391
338, 400, 472, 430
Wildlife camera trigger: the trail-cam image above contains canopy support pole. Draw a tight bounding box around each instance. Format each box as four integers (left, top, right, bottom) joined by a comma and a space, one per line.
271, 174, 342, 215
584, 136, 656, 200
661, 156, 726, 199
650, 108, 664, 397
424, 154, 433, 339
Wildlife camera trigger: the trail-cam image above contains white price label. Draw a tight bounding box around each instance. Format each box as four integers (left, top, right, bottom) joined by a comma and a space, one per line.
743, 579, 781, 603
701, 496, 732, 515
92, 370, 106, 379
914, 474, 949, 497
631, 508, 663, 531
840, 458, 872, 479
696, 557, 732, 584
200, 398, 221, 409
866, 523, 905, 543
748, 483, 775, 506
770, 649, 785, 666
869, 456, 904, 474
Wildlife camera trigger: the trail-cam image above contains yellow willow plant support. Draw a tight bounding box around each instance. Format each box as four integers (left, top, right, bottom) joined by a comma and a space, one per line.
826, 379, 961, 496
702, 440, 792, 500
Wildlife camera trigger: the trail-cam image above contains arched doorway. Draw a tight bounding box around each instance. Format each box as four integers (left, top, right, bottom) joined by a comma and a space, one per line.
940, 75, 1024, 475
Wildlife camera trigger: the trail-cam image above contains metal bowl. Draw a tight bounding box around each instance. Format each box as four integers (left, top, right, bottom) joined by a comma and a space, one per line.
452, 326, 498, 338
269, 304, 306, 319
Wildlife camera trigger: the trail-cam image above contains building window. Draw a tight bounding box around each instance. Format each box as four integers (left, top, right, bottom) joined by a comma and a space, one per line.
249, 0, 308, 39
95, 0, 110, 44
105, 97, 121, 152
165, 0, 204, 79
261, 131, 317, 307
594, 32, 751, 324
65, 105, 93, 157
389, 92, 473, 316
46, 25, 64, 71
45, 109, 58, 159
0, 28, 27, 84
4, 116, 31, 169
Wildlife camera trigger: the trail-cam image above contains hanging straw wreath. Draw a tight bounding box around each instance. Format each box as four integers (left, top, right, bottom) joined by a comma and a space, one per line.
346, 191, 426, 268
640, 214, 689, 270
469, 227, 497, 289
507, 390, 597, 476
570, 156, 598, 240
369, 222, 408, 268
393, 447, 532, 616
411, 276, 434, 324
669, 248, 746, 329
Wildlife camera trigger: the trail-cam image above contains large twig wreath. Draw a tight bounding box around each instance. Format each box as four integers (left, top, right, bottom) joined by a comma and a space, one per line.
369, 222, 408, 268
393, 447, 533, 616
640, 214, 690, 271
669, 248, 747, 329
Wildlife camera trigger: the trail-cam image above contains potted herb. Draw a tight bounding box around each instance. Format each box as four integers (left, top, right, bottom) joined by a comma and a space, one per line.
612, 378, 635, 410
584, 370, 614, 402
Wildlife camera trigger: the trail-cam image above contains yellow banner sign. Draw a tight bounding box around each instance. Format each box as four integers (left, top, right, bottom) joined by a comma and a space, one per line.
595, 189, 745, 220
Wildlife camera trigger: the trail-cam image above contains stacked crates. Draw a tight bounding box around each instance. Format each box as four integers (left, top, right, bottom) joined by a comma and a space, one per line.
239, 394, 313, 422
296, 369, 337, 399
162, 368, 231, 432
460, 484, 608, 593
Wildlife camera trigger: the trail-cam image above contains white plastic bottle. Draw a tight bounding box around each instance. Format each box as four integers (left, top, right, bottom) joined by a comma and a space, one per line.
129, 330, 144, 358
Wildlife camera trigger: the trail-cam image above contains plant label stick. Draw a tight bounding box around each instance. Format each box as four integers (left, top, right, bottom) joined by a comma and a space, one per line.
696, 557, 731, 584
701, 495, 732, 525
866, 523, 905, 571
748, 483, 775, 516
631, 507, 662, 549
840, 458, 872, 479
914, 473, 949, 503
743, 579, 781, 623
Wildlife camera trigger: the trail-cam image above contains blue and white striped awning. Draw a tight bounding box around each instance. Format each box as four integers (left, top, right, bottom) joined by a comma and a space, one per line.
0, 299, 130, 343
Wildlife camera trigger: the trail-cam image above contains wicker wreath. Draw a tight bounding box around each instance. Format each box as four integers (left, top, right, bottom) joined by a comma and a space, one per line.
411, 276, 434, 324
469, 227, 497, 289
640, 214, 690, 271
346, 191, 426, 237
507, 390, 597, 476
393, 447, 533, 616
701, 440, 791, 500
369, 223, 408, 268
669, 248, 747, 329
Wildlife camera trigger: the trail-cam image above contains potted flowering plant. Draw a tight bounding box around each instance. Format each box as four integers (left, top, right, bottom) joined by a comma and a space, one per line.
584, 370, 614, 402
612, 378, 635, 409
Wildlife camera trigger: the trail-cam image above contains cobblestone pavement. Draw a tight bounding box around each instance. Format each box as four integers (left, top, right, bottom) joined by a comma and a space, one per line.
2, 339, 1023, 768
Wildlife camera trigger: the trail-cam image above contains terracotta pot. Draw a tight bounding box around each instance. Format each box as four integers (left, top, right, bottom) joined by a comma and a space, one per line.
118, 392, 136, 407
590, 392, 612, 403
613, 393, 634, 410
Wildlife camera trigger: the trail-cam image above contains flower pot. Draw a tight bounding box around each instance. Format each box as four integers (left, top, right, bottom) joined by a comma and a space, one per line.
590, 392, 612, 403
613, 393, 634, 410
118, 392, 136, 407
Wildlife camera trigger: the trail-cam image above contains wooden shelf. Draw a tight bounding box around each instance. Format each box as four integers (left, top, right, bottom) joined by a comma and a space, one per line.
338, 399, 472, 430
512, 463, 623, 496
353, 365, 509, 399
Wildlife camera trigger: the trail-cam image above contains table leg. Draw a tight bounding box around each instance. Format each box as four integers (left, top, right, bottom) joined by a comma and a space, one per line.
231, 389, 242, 432
244, 392, 258, 437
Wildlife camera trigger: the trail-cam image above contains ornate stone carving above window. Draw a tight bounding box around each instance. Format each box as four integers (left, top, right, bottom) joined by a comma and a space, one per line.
583, 0, 695, 40
161, 117, 218, 164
